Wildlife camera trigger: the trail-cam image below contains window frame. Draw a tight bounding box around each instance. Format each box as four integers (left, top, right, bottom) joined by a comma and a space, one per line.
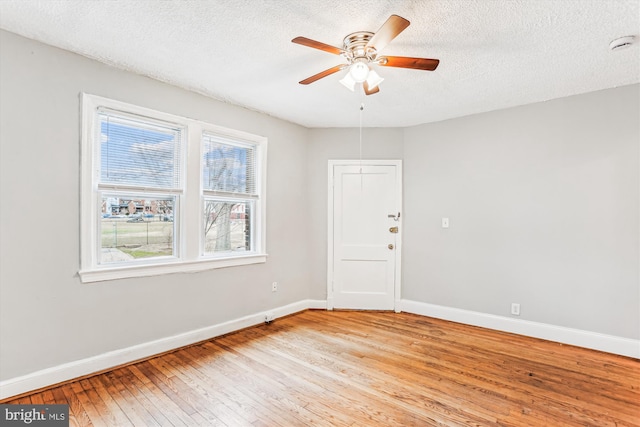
200, 131, 260, 257
79, 94, 267, 283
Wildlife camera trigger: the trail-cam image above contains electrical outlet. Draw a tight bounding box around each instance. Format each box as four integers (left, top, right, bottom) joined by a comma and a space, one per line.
511, 303, 521, 316
271, 282, 278, 292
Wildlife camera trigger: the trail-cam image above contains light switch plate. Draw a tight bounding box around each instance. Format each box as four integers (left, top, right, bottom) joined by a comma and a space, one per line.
442, 218, 449, 228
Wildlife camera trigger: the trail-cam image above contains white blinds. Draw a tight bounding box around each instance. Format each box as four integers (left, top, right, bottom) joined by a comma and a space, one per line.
202, 132, 256, 195
98, 109, 183, 190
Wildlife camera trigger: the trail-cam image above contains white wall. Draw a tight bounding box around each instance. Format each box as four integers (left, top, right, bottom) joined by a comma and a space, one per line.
0, 30, 312, 381
403, 85, 639, 339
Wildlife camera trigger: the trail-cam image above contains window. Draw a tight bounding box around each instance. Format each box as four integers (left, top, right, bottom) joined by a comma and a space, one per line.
202, 133, 257, 255
97, 110, 183, 264
80, 94, 267, 283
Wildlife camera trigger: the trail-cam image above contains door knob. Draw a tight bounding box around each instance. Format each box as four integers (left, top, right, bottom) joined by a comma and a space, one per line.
388, 244, 394, 250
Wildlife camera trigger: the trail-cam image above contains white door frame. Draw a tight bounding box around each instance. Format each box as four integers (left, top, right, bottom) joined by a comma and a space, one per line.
327, 159, 402, 312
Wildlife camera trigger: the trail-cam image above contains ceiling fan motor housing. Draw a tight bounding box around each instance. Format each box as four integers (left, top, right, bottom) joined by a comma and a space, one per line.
343, 31, 377, 62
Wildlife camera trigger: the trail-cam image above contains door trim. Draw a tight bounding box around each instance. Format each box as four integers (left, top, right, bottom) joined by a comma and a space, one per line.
327, 160, 403, 312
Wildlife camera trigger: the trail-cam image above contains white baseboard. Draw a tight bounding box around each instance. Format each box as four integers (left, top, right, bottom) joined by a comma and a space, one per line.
307, 299, 328, 310
0, 299, 324, 400
3, 298, 635, 400
400, 299, 640, 359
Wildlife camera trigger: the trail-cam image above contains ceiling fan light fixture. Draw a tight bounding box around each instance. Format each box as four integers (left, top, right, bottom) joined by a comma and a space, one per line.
293, 15, 440, 96
365, 69, 384, 90
339, 73, 356, 91
349, 61, 370, 83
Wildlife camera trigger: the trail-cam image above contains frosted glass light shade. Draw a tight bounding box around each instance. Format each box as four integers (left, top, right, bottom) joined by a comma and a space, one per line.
339, 73, 356, 91
365, 69, 384, 90
349, 62, 370, 83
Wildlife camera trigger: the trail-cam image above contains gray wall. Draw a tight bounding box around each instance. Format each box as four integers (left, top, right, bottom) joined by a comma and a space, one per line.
0, 30, 312, 380
1, 29, 638, 383
403, 85, 639, 339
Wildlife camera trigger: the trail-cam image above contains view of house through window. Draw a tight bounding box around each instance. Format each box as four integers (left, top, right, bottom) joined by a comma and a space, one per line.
100, 195, 175, 263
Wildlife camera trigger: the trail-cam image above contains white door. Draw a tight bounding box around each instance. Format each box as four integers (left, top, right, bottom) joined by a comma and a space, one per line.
328, 160, 402, 310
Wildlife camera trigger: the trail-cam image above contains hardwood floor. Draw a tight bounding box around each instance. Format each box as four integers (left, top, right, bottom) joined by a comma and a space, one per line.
5, 310, 639, 426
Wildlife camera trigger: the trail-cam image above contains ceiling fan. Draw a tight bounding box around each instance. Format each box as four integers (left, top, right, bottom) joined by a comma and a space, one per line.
292, 15, 439, 95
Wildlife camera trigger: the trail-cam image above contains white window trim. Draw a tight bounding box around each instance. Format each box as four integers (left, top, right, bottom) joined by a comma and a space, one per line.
79, 93, 267, 283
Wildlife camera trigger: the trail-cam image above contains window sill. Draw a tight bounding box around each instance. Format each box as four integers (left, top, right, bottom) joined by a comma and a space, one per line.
79, 254, 268, 283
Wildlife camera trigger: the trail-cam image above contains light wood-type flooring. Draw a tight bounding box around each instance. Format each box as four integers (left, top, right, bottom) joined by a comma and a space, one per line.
5, 310, 639, 426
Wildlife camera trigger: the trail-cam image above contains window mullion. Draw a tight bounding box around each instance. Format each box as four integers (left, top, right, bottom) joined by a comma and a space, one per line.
202, 191, 258, 200
183, 122, 203, 261
97, 184, 183, 195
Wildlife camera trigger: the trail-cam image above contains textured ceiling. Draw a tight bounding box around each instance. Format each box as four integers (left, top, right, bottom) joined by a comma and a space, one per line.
0, 0, 638, 128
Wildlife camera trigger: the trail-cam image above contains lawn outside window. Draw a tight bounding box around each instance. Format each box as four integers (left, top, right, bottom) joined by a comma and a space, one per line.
79, 94, 267, 283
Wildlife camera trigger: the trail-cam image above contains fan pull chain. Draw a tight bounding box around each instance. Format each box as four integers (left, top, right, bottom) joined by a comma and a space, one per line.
359, 103, 364, 174
358, 102, 365, 192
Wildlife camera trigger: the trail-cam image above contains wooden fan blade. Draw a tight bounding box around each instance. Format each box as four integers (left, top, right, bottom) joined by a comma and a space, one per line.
379, 56, 440, 71
363, 81, 380, 95
366, 15, 410, 52
299, 65, 346, 85
292, 36, 344, 55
